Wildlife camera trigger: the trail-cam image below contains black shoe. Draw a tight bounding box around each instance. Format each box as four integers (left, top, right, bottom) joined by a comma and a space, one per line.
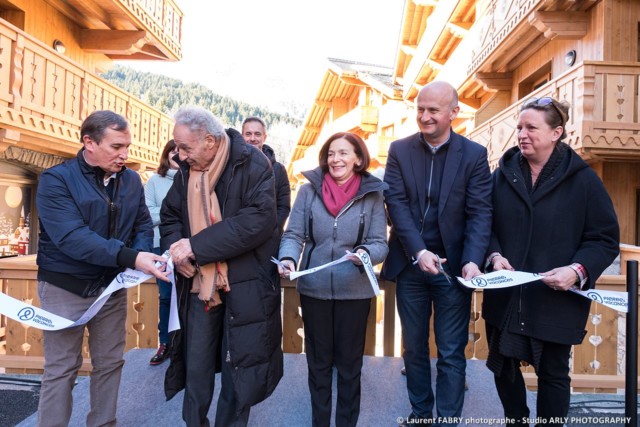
149, 343, 168, 365
401, 366, 406, 376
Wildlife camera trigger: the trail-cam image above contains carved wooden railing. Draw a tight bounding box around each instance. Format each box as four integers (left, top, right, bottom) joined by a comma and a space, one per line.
0, 255, 158, 374
468, 61, 640, 169
117, 0, 183, 60
1, 255, 638, 392
0, 18, 173, 171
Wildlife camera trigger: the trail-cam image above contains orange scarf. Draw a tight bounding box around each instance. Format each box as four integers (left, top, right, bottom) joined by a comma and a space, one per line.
187, 135, 230, 307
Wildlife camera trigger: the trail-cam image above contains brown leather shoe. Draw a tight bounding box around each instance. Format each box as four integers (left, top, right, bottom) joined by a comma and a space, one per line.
149, 343, 168, 365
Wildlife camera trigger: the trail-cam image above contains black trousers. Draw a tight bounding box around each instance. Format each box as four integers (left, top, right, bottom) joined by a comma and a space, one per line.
182, 294, 250, 427
300, 294, 371, 427
490, 331, 572, 427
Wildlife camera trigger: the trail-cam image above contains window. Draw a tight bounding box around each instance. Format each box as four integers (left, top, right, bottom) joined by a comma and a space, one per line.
0, 163, 36, 257
518, 62, 552, 99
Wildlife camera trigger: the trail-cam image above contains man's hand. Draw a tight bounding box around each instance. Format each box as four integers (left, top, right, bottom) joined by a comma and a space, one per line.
135, 252, 170, 282
175, 261, 197, 278
539, 266, 578, 291
170, 239, 195, 266
461, 262, 481, 280
491, 254, 514, 272
415, 250, 445, 275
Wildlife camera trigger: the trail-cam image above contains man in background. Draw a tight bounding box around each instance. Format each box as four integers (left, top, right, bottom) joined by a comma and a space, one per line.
382, 81, 492, 426
36, 110, 169, 427
242, 116, 291, 232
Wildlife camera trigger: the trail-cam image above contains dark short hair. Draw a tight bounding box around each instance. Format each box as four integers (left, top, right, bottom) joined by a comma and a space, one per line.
242, 116, 267, 131
157, 139, 177, 177
318, 132, 370, 174
80, 110, 129, 144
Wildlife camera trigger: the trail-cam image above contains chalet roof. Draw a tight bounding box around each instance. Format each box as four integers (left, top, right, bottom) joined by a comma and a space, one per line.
327, 58, 401, 95
286, 58, 403, 178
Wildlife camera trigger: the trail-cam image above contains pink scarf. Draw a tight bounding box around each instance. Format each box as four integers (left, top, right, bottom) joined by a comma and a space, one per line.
322, 173, 361, 217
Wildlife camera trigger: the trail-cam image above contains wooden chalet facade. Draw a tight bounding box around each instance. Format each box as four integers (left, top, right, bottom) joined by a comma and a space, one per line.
0, 0, 182, 256
287, 0, 640, 388
289, 0, 640, 247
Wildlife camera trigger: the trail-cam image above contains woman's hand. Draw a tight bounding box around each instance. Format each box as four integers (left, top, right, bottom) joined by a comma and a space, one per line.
539, 266, 578, 291
491, 254, 514, 271
278, 260, 296, 279
346, 249, 367, 266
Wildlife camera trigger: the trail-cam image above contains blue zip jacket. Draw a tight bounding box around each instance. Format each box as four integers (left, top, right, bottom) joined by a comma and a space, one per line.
36, 149, 153, 283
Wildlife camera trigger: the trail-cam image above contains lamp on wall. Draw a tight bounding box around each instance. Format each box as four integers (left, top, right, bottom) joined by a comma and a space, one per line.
52, 39, 66, 54
564, 50, 577, 67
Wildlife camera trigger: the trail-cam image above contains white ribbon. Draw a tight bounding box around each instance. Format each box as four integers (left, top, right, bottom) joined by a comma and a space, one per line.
457, 270, 628, 313
0, 256, 181, 331
271, 251, 380, 296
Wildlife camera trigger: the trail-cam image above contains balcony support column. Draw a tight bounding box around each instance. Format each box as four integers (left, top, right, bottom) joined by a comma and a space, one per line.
11, 34, 24, 111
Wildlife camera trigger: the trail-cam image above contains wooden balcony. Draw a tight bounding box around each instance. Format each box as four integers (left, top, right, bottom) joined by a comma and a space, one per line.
468, 61, 640, 168
1, 253, 638, 392
46, 0, 183, 61
0, 18, 173, 172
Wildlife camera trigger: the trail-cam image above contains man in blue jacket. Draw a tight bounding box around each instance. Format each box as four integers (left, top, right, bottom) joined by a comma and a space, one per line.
382, 81, 492, 426
35, 110, 169, 427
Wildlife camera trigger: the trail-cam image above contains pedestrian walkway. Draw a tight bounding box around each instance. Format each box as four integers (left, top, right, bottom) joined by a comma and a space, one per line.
15, 350, 530, 426
12, 349, 634, 427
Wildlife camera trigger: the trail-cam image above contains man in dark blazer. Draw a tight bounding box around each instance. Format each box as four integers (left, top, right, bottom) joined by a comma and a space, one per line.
382, 81, 492, 426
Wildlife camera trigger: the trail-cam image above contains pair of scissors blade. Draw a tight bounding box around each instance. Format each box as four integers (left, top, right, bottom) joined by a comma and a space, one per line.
436, 255, 452, 284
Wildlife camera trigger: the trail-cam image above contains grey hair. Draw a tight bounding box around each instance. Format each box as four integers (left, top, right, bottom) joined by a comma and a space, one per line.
174, 106, 226, 140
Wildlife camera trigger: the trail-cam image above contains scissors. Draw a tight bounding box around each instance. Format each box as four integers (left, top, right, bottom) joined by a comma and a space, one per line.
436, 255, 452, 284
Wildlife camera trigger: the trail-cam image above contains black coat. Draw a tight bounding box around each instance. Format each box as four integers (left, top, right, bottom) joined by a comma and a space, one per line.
160, 128, 283, 411
262, 144, 291, 233
482, 145, 619, 345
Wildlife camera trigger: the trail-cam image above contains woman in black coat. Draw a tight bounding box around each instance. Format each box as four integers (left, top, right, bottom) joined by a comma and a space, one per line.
483, 97, 619, 426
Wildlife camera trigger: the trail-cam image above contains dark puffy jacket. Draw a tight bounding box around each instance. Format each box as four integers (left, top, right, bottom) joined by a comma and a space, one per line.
36, 149, 153, 286
262, 144, 291, 233
161, 128, 283, 411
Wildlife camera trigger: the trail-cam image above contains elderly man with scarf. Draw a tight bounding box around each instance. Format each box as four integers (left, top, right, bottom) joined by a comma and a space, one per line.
160, 106, 283, 427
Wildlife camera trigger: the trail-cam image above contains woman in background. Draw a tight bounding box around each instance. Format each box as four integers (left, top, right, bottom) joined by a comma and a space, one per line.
145, 139, 179, 365
278, 132, 388, 427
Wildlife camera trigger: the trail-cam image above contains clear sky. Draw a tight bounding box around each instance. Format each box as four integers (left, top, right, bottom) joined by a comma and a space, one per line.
123, 1, 404, 114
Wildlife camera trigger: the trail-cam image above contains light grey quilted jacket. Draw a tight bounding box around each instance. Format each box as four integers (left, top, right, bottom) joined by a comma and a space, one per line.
278, 167, 388, 300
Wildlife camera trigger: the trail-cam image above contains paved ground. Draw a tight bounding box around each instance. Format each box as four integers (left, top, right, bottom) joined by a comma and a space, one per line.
3, 350, 637, 426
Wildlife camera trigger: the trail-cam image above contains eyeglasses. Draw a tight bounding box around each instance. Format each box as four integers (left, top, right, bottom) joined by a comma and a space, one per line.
522, 97, 565, 127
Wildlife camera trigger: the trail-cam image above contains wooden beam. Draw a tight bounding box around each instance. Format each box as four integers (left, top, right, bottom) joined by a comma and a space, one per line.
475, 72, 513, 92
523, 372, 640, 390
80, 30, 147, 54
459, 97, 481, 110
447, 22, 470, 38
400, 44, 418, 56
42, 0, 108, 29
108, 45, 168, 61
528, 11, 588, 40
426, 58, 443, 70
0, 355, 92, 371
